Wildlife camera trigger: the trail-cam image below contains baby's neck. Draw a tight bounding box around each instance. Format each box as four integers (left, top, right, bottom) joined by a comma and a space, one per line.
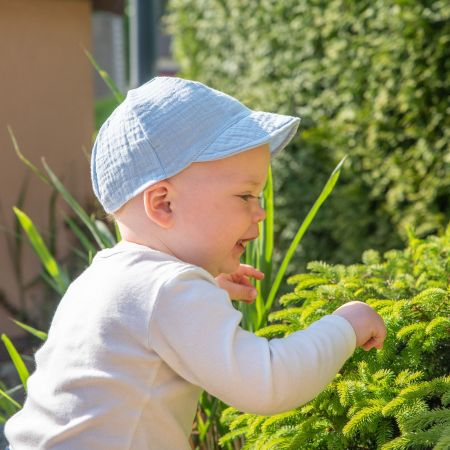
116, 222, 175, 257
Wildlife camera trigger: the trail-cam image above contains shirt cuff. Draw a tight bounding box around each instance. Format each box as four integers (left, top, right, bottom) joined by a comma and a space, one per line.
320, 314, 357, 354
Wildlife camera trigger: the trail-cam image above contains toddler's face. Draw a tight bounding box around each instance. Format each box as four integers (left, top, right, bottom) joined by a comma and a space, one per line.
168, 144, 270, 276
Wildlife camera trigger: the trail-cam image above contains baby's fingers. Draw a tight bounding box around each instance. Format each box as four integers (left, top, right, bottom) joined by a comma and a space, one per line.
237, 264, 265, 280
238, 287, 258, 304
224, 280, 258, 303
361, 332, 386, 351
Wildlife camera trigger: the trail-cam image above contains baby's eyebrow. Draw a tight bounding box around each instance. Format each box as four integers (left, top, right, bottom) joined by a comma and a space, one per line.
229, 177, 264, 190
241, 179, 262, 186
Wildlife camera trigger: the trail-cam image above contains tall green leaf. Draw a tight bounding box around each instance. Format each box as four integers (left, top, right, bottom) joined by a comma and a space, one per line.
83, 48, 125, 104
13, 207, 68, 296
7, 126, 50, 185
41, 159, 111, 249
255, 166, 274, 326
260, 165, 274, 290
1, 334, 29, 391
0, 387, 21, 410
12, 320, 47, 341
63, 213, 98, 255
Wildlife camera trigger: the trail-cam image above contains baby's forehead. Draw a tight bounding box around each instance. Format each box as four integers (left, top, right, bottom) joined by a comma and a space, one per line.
171, 145, 270, 193
195, 169, 264, 192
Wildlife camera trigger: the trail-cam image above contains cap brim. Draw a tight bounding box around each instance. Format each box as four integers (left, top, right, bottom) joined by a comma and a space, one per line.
195, 110, 300, 162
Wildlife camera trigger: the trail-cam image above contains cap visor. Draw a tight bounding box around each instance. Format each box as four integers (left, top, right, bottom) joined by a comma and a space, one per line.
196, 110, 300, 162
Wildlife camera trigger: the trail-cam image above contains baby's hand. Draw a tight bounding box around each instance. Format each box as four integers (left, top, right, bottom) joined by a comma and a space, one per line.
332, 301, 387, 351
216, 264, 264, 303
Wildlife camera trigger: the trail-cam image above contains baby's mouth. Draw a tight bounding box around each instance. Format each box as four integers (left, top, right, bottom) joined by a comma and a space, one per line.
236, 238, 252, 250
236, 239, 246, 250
235, 235, 259, 251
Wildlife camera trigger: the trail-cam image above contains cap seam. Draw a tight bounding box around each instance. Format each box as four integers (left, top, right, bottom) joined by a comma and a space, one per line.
92, 116, 115, 204
129, 103, 167, 178
192, 109, 251, 162
198, 112, 299, 160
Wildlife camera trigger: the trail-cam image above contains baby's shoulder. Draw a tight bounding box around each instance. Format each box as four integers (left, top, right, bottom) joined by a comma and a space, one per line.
92, 240, 216, 291
55, 242, 219, 335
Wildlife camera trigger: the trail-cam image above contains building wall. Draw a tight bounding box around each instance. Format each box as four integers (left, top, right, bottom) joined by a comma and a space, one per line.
0, 0, 94, 340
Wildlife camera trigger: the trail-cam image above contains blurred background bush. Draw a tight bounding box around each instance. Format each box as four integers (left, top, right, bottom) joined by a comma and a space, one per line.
167, 0, 450, 280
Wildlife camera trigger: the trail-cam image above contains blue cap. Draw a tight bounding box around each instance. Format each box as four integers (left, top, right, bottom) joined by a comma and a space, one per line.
91, 77, 300, 213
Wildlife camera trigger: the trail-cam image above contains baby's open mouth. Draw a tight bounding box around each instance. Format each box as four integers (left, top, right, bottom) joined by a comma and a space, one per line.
236, 238, 253, 250
236, 239, 246, 250
235, 235, 258, 251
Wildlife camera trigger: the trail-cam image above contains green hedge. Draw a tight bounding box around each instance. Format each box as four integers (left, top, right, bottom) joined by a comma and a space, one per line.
219, 225, 450, 449
166, 0, 450, 273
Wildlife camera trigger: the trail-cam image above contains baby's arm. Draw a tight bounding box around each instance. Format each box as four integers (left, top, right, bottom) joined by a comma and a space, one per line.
215, 266, 387, 349
150, 268, 383, 416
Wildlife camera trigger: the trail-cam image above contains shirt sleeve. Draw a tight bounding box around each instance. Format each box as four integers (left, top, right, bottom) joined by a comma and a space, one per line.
149, 267, 356, 416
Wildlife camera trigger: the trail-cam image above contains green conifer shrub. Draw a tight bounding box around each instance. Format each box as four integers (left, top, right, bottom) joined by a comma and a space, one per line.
219, 225, 450, 449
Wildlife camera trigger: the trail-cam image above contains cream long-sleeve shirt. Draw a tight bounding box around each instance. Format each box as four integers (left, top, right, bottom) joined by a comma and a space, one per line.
5, 241, 356, 449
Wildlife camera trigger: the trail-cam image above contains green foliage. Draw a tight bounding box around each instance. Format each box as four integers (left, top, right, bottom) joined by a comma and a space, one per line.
255, 156, 347, 329
242, 156, 347, 331
219, 225, 450, 449
166, 0, 450, 273
0, 384, 21, 420
13, 207, 69, 296
84, 49, 125, 105
94, 95, 120, 132
11, 320, 47, 342
0, 335, 29, 392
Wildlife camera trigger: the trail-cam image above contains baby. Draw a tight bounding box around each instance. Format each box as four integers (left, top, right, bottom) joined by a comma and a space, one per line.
5, 77, 386, 449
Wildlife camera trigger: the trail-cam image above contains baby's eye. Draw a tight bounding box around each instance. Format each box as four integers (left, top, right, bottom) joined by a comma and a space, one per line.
239, 194, 262, 203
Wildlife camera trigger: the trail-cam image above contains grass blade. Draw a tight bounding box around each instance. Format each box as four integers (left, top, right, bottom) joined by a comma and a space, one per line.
12, 320, 47, 341
40, 271, 64, 294
199, 397, 219, 440
255, 166, 274, 326
261, 166, 274, 277
48, 185, 59, 255
13, 207, 68, 295
83, 48, 125, 104
63, 213, 97, 255
258, 155, 347, 329
94, 219, 116, 248
5, 172, 30, 315
41, 159, 110, 249
1, 334, 30, 391
114, 220, 122, 242
0, 387, 21, 410
7, 126, 50, 185
239, 168, 275, 332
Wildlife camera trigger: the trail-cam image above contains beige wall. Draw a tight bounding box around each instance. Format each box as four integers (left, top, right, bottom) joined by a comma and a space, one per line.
0, 0, 94, 338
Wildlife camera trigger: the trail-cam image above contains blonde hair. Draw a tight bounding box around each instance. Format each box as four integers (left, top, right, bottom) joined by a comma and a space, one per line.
105, 202, 127, 223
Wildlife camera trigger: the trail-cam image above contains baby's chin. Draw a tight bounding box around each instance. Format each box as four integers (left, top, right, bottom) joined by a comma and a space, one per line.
214, 258, 242, 277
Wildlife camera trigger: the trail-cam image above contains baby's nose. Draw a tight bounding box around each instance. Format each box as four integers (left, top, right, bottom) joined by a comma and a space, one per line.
253, 204, 266, 223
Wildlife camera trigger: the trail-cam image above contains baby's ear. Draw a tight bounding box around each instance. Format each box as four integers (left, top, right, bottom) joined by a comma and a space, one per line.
143, 182, 173, 228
